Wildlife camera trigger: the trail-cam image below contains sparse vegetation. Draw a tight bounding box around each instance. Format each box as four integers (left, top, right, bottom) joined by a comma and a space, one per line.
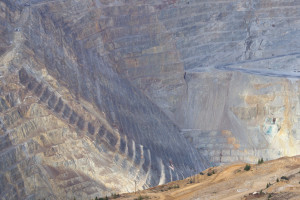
268, 194, 272, 199
281, 176, 289, 180
111, 193, 120, 199
168, 184, 179, 190
207, 169, 215, 176
244, 164, 251, 171
95, 157, 298, 200
134, 195, 149, 200
258, 158, 264, 164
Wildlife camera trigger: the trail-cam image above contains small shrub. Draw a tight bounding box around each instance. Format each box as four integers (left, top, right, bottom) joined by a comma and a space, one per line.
167, 184, 179, 189
276, 178, 279, 182
268, 194, 272, 199
111, 193, 120, 199
189, 179, 193, 184
207, 172, 212, 176
244, 164, 251, 171
281, 176, 289, 180
173, 184, 179, 189
266, 183, 271, 188
134, 195, 149, 200
212, 170, 215, 174
199, 172, 204, 175
258, 158, 264, 164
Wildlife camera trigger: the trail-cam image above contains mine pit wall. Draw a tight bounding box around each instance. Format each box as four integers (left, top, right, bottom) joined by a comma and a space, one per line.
20, 0, 209, 174
90, 0, 300, 121
84, 0, 300, 165
14, 0, 299, 170
181, 71, 300, 165
1, 1, 299, 199
0, 49, 207, 199
17, 67, 169, 195
0, 0, 210, 199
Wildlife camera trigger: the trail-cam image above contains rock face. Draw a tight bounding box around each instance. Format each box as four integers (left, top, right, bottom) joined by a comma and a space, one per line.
181, 71, 300, 164
75, 0, 299, 165
0, 0, 299, 199
0, 0, 209, 199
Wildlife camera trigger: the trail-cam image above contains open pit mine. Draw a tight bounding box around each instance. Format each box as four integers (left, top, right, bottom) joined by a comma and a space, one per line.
0, 0, 299, 199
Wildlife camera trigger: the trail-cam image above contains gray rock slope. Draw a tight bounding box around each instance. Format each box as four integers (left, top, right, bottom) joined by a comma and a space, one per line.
79, 0, 299, 165
0, 0, 300, 199
0, 0, 210, 199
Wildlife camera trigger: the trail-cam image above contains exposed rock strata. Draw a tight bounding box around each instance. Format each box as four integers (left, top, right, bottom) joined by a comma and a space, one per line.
0, 0, 209, 199
0, 0, 299, 199
76, 0, 300, 164
181, 71, 300, 164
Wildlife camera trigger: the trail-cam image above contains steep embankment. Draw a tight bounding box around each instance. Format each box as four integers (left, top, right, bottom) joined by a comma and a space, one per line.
0, 0, 209, 199
77, 0, 299, 165
118, 156, 300, 200
0, 0, 299, 199
34, 0, 299, 165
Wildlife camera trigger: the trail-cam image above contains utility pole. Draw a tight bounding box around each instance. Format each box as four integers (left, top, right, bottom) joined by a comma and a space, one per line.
220, 150, 223, 164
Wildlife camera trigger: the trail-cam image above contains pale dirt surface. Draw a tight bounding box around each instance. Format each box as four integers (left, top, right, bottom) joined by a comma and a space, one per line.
115, 156, 300, 200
